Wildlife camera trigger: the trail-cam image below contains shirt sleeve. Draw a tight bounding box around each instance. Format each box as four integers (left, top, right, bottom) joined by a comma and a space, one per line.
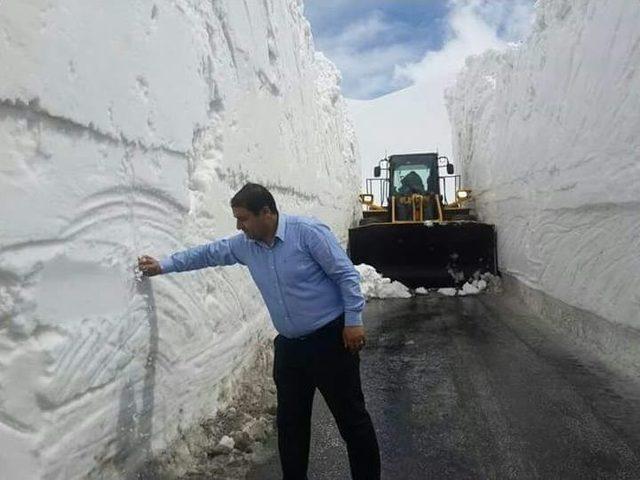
159, 234, 246, 274
302, 222, 365, 327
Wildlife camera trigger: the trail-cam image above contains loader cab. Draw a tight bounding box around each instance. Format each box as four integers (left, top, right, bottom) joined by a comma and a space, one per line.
361, 151, 462, 225
388, 154, 440, 197
371, 153, 455, 222
372, 153, 455, 203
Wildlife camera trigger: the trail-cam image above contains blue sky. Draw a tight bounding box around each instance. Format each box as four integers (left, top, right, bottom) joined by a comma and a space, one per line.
304, 0, 535, 99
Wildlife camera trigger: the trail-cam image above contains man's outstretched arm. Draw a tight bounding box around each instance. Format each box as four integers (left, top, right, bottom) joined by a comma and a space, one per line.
138, 234, 245, 276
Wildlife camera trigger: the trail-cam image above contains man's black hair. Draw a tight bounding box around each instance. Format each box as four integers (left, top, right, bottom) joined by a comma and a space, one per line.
230, 183, 279, 216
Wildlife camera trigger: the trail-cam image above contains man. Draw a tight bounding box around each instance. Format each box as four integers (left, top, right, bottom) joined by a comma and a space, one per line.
138, 183, 380, 480
398, 170, 426, 195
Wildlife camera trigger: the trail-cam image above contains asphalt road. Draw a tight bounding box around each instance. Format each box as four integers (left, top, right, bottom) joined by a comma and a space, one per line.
246, 294, 640, 480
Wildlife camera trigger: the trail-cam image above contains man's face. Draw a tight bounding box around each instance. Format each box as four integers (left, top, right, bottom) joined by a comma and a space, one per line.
232, 206, 270, 240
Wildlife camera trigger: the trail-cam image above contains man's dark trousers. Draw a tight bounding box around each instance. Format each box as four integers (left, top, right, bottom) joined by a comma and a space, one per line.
273, 315, 381, 480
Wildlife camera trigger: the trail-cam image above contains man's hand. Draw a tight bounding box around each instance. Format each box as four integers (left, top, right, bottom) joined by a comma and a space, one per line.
343, 326, 366, 353
138, 255, 162, 277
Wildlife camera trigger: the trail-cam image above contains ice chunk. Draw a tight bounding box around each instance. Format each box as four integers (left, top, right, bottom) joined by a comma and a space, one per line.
437, 288, 458, 296
461, 282, 481, 295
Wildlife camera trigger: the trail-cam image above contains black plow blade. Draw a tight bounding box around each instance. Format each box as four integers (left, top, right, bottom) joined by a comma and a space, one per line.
348, 222, 498, 288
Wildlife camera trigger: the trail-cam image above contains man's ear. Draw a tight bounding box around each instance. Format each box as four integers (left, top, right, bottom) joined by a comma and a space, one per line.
261, 206, 272, 216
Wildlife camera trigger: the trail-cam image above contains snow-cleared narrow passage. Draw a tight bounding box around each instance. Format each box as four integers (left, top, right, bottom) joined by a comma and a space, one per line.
1, 0, 639, 478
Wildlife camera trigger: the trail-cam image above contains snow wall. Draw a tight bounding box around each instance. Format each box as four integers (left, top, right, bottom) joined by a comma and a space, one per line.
0, 1, 360, 478
447, 0, 640, 330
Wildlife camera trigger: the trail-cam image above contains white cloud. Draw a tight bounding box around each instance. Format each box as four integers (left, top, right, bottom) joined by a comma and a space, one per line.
320, 10, 392, 50
469, 0, 536, 41
307, 0, 534, 99
330, 42, 417, 99
393, 0, 532, 87
311, 10, 420, 99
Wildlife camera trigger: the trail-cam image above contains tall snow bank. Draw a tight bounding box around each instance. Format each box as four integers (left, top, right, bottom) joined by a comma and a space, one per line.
447, 0, 640, 328
0, 1, 360, 478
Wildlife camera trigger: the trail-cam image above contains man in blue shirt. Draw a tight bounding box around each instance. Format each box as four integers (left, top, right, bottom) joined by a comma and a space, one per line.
138, 183, 380, 480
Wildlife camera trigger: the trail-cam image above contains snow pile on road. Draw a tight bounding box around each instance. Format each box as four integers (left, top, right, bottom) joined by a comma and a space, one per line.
356, 264, 412, 299
425, 272, 501, 297
447, 0, 640, 328
436, 273, 502, 297
0, 2, 359, 479
357, 266, 501, 299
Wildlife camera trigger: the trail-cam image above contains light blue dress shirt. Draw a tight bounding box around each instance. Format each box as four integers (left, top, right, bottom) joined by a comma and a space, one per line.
159, 214, 365, 338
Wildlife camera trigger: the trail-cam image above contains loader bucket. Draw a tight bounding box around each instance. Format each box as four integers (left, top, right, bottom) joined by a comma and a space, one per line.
348, 222, 498, 288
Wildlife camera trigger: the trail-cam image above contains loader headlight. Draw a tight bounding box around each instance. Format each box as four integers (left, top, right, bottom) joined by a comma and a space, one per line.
359, 194, 374, 205
456, 189, 471, 200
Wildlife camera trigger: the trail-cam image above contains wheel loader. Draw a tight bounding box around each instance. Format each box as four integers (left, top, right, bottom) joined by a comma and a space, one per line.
349, 153, 498, 288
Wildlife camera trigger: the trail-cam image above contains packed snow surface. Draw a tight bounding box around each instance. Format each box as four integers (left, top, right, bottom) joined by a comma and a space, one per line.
0, 1, 360, 478
447, 0, 640, 327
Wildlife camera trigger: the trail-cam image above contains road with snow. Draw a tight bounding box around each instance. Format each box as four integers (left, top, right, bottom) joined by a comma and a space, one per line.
247, 294, 640, 479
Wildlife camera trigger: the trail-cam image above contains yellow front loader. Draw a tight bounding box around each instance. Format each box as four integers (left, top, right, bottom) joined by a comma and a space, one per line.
349, 153, 498, 288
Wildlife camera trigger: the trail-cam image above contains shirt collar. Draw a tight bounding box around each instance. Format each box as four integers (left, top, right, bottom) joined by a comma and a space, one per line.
251, 213, 287, 248
274, 213, 287, 243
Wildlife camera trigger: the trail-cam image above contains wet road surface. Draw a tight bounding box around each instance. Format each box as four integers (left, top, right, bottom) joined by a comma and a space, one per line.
247, 294, 640, 479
